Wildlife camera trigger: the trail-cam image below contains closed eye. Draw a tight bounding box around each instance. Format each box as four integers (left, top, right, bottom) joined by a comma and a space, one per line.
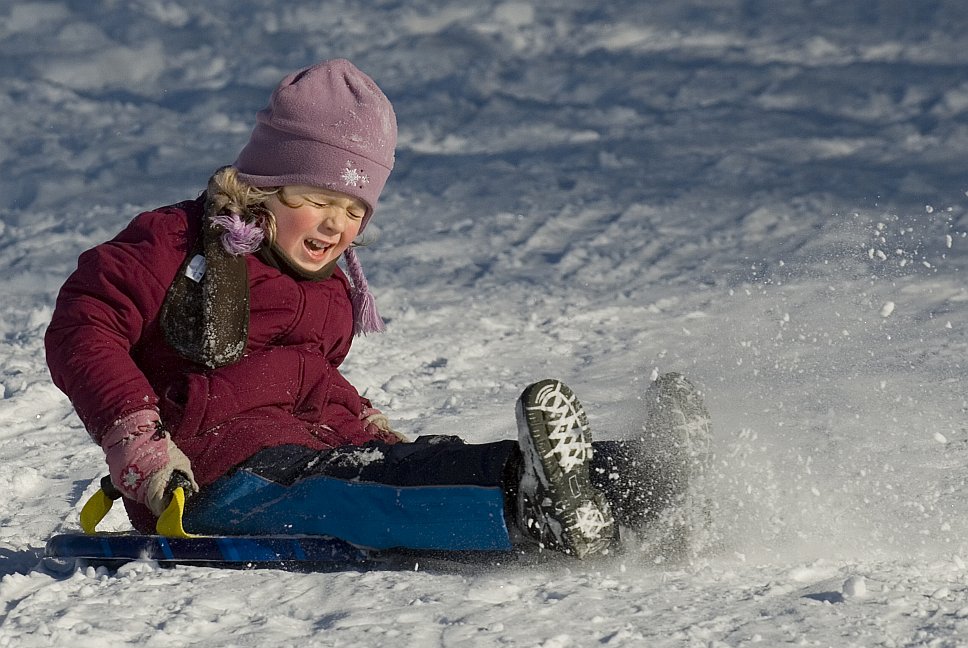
308, 200, 363, 220
293, 191, 366, 219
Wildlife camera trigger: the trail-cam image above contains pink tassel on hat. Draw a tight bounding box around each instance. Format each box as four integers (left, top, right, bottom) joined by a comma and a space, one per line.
343, 247, 385, 335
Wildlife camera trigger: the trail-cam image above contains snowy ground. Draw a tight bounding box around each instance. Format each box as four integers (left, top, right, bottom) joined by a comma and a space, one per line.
3, 1, 968, 645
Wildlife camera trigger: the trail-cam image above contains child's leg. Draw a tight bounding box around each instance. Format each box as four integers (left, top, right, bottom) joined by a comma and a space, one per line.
589, 439, 667, 529
184, 437, 520, 552
182, 374, 709, 556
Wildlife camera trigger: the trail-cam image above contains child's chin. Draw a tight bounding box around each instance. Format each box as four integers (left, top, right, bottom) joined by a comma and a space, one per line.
297, 260, 328, 273
294, 250, 332, 272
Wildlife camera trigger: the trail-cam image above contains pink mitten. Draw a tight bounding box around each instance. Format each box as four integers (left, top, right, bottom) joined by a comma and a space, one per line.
361, 407, 409, 443
100, 409, 198, 516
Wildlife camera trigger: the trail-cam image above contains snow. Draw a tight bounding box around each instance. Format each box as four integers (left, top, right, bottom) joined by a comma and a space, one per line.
3, 0, 968, 645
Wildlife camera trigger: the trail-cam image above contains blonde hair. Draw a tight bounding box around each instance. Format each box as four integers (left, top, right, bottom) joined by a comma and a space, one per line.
206, 166, 281, 245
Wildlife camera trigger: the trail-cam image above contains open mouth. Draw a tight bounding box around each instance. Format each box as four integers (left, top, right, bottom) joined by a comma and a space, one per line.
304, 238, 333, 256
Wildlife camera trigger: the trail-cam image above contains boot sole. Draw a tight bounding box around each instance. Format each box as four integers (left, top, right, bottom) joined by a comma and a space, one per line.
637, 372, 715, 560
516, 379, 614, 558
644, 372, 712, 482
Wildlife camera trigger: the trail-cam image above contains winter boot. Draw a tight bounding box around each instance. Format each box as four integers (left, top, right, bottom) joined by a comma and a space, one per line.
514, 379, 616, 558
609, 371, 713, 559
640, 372, 712, 507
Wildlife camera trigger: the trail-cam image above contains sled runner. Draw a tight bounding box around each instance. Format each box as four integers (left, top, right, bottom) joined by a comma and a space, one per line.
44, 530, 371, 569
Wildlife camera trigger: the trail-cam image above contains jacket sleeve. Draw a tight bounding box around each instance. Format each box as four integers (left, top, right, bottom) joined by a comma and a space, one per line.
45, 208, 191, 442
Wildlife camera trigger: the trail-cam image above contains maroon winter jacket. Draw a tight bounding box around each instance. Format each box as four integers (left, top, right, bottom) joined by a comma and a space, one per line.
46, 197, 386, 528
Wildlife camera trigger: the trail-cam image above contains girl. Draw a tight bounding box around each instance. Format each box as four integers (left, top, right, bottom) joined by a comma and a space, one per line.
46, 59, 711, 559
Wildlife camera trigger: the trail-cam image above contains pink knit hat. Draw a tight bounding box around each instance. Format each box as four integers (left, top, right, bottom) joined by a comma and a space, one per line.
233, 59, 397, 335
234, 59, 397, 226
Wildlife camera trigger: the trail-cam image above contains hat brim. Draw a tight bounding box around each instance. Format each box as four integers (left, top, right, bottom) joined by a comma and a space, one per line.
234, 130, 391, 225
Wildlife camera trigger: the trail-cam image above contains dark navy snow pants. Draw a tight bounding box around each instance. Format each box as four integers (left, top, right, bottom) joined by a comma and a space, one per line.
183, 436, 652, 551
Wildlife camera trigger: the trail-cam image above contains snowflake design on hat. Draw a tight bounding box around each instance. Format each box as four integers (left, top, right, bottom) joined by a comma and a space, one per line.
341, 161, 369, 187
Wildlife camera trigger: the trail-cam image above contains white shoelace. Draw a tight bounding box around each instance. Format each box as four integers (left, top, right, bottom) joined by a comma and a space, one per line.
528, 382, 592, 473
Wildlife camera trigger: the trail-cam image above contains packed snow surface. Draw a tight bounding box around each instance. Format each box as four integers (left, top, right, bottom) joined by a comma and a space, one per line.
3, 1, 968, 646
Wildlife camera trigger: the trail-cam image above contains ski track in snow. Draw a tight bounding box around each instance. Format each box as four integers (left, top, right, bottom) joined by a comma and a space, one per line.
3, 1, 968, 646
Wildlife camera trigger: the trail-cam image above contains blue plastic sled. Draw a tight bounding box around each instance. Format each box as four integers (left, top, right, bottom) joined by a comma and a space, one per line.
45, 482, 515, 570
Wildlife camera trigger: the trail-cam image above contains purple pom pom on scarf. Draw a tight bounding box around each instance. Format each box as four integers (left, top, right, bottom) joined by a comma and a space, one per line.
211, 212, 264, 256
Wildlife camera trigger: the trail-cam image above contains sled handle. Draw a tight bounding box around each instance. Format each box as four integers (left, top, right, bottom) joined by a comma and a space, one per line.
79, 473, 197, 538
79, 476, 119, 535
155, 486, 198, 539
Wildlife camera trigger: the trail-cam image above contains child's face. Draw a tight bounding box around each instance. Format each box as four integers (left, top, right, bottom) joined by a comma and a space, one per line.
266, 185, 366, 272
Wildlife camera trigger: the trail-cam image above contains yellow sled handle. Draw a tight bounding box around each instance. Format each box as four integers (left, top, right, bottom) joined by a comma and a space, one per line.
79, 474, 197, 539
79, 478, 117, 535
155, 486, 197, 538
